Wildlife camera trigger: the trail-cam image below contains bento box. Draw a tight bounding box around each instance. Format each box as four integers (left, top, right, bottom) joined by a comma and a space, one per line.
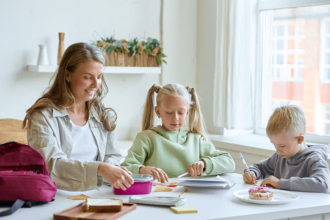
113, 174, 154, 195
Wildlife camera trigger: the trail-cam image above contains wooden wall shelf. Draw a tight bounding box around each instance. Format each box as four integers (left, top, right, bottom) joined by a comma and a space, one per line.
27, 65, 161, 74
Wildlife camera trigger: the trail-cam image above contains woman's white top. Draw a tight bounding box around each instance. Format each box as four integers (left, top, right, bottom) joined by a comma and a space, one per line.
27, 106, 122, 191
70, 121, 98, 162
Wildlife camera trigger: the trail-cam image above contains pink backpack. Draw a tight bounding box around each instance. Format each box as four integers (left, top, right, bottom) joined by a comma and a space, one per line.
0, 142, 57, 216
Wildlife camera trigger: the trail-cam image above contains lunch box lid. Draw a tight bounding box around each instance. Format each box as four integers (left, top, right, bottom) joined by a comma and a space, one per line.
131, 174, 154, 182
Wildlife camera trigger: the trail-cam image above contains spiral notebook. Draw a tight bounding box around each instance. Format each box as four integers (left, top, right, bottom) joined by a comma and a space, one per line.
177, 175, 236, 189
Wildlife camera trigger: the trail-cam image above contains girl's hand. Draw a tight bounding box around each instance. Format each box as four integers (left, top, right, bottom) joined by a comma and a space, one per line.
97, 163, 134, 190
139, 166, 169, 183
187, 161, 205, 178
243, 171, 257, 184
118, 166, 132, 175
260, 176, 279, 189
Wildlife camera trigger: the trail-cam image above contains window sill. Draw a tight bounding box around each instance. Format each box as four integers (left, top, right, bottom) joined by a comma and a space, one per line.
209, 133, 330, 168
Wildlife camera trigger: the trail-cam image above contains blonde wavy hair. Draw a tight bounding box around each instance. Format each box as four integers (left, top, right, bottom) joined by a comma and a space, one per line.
266, 105, 306, 137
142, 83, 209, 140
23, 42, 117, 131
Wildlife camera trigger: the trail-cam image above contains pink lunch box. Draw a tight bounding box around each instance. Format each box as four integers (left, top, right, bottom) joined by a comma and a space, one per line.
113, 174, 154, 195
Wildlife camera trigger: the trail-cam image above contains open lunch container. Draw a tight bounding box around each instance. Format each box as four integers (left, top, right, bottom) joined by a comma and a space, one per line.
113, 174, 154, 195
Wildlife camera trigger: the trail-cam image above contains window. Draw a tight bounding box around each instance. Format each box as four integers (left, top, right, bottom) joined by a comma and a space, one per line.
324, 105, 330, 135
272, 23, 305, 82
257, 0, 330, 143
322, 20, 330, 82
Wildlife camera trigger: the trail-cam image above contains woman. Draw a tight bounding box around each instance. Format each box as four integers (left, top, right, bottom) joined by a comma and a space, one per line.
23, 43, 133, 191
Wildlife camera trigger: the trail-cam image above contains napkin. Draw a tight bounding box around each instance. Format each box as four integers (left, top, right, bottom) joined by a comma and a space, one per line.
153, 185, 173, 192
170, 205, 198, 214
67, 194, 92, 200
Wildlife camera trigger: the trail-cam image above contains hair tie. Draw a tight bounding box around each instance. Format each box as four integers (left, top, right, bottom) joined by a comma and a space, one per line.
152, 84, 161, 93
186, 86, 195, 94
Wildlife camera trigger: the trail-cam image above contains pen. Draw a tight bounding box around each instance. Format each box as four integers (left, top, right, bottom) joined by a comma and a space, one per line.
177, 172, 189, 178
239, 152, 253, 179
178, 189, 188, 197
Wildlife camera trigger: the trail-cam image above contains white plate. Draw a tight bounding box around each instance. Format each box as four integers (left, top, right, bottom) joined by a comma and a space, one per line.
233, 189, 299, 205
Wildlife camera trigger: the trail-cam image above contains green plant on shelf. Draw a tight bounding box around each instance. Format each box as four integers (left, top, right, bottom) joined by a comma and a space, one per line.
142, 38, 167, 65
92, 36, 166, 65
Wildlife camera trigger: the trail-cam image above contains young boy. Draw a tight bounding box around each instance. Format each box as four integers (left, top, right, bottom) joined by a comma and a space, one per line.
243, 105, 330, 193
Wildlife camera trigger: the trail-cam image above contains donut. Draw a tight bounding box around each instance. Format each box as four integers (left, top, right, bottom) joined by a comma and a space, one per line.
248, 187, 273, 200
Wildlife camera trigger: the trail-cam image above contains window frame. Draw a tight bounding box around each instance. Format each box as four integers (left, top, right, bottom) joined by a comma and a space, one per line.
255, 0, 330, 144
321, 18, 330, 83
324, 105, 330, 134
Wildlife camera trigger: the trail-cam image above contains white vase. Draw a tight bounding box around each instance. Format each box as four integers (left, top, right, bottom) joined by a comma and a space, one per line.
37, 44, 49, 65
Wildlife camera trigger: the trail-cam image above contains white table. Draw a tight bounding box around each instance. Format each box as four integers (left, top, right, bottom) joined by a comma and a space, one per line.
1, 173, 330, 220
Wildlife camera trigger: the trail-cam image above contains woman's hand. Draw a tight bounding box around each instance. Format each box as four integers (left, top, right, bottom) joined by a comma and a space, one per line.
260, 176, 279, 189
97, 163, 134, 190
139, 166, 169, 183
243, 171, 257, 184
118, 166, 132, 175
187, 161, 205, 178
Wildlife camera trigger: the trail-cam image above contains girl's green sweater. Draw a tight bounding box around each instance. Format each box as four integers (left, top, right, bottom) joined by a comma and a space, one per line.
121, 125, 235, 178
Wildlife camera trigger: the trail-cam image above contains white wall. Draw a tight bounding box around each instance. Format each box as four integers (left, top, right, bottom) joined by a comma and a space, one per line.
0, 0, 197, 140
196, 0, 218, 133
162, 0, 197, 87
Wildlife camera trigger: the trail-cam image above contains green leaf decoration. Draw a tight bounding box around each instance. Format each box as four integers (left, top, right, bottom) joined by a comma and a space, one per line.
156, 56, 161, 64
93, 35, 167, 65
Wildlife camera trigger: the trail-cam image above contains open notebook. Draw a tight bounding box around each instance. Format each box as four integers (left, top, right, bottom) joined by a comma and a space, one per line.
177, 175, 236, 189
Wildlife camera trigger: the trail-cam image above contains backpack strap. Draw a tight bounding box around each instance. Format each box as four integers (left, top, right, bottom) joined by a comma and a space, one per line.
0, 200, 54, 216
0, 199, 25, 217
0, 142, 18, 156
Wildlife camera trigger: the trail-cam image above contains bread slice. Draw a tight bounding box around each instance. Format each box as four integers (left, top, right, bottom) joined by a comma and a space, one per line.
85, 198, 123, 212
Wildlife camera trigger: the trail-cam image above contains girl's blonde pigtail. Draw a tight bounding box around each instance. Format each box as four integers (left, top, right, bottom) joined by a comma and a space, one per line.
186, 86, 207, 140
142, 84, 161, 131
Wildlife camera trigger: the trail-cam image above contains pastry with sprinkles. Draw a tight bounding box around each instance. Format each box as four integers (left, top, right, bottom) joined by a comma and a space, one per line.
249, 187, 274, 200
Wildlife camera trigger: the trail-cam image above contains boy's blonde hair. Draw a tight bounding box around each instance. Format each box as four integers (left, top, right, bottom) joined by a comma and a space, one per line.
142, 83, 208, 140
266, 105, 306, 137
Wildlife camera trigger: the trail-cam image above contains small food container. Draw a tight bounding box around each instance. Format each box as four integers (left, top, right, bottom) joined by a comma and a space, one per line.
113, 174, 154, 195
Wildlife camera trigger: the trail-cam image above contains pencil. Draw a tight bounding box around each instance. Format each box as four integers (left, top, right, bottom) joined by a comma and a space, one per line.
177, 172, 189, 178
239, 152, 253, 178
179, 189, 188, 197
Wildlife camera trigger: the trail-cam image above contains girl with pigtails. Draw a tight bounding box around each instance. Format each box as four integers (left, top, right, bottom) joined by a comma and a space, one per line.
121, 83, 235, 183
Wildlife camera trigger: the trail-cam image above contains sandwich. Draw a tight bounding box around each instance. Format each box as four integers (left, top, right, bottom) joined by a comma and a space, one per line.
85, 198, 123, 212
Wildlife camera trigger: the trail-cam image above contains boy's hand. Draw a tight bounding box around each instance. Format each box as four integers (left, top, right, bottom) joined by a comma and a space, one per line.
260, 176, 279, 189
243, 171, 257, 184
187, 161, 205, 178
139, 166, 169, 183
